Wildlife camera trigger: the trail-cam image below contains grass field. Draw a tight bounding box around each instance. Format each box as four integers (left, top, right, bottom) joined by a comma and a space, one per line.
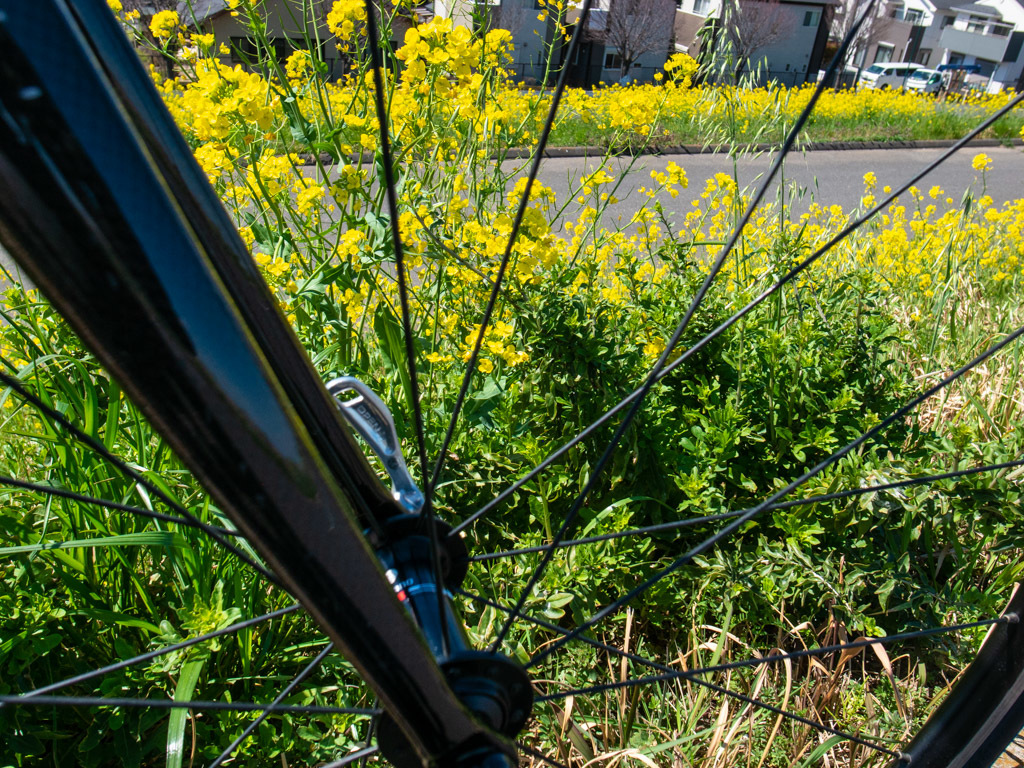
2, 4, 1024, 766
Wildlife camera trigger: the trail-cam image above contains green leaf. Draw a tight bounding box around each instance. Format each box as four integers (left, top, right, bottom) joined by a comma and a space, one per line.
373, 302, 413, 416
0, 531, 182, 556
166, 659, 204, 768
75, 608, 162, 635
795, 735, 845, 767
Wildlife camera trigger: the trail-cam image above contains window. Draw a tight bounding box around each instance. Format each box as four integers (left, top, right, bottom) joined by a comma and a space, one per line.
915, 47, 931, 65
904, 9, 922, 23
692, 0, 711, 14
966, 14, 987, 32
874, 43, 894, 63
991, 23, 1012, 36
803, 10, 820, 26
604, 51, 622, 69
941, 14, 955, 27
974, 57, 996, 76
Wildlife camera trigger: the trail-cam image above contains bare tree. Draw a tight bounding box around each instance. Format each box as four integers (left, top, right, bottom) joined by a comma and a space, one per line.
715, 0, 794, 81
829, 0, 894, 85
588, 0, 676, 81
492, 0, 530, 40
124, 0, 177, 14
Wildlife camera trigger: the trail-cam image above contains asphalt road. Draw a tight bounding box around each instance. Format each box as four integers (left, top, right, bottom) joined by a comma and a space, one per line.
522, 145, 1024, 223
3, 146, 1022, 284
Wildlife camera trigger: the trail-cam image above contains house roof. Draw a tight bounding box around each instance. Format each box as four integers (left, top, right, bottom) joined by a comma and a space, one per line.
922, 0, 960, 12
948, 1, 1000, 13
177, 0, 230, 25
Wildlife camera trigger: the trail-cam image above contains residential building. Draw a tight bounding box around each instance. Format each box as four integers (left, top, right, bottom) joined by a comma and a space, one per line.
673, 0, 837, 86
457, 0, 676, 86
177, 0, 418, 79
558, 0, 676, 86
833, 0, 1024, 92
469, 0, 559, 82
936, 0, 1024, 90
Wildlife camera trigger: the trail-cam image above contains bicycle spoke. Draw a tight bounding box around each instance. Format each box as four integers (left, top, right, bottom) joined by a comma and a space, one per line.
0, 366, 278, 584
359, 0, 427, 491
489, 0, 882, 652
358, 705, 379, 768
12, 604, 300, 699
459, 587, 665, 672
450, 88, 1024, 541
360, 2, 449, 653
459, 589, 899, 759
540, 616, 1011, 700
547, 671, 901, 759
0, 695, 376, 715
517, 741, 570, 768
209, 642, 334, 768
470, 458, 1024, 561
428, 0, 594, 498
0, 473, 239, 537
527, 321, 1024, 668
320, 746, 380, 768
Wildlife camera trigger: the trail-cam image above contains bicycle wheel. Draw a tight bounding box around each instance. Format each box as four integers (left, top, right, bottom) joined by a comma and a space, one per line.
2, 0, 1024, 767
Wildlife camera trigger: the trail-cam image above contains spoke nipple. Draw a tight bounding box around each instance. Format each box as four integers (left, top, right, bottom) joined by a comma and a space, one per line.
897, 751, 912, 764
1005, 612, 1019, 624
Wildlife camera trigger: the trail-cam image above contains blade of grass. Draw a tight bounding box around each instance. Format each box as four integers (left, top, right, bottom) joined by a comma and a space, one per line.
167, 659, 204, 768
1, 530, 182, 555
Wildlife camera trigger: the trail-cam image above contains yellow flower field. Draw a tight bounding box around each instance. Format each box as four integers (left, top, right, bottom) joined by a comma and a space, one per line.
129, 4, 1024, 382
4, 4, 1022, 765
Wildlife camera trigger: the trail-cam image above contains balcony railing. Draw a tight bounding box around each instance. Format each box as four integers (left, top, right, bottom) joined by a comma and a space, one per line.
939, 23, 1011, 59
949, 17, 1013, 37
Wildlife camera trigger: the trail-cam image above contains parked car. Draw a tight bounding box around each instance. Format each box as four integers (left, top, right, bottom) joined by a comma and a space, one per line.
858, 62, 921, 90
905, 68, 944, 94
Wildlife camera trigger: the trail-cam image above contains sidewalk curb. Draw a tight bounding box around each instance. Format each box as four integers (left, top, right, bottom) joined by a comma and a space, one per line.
500, 137, 1024, 159
298, 138, 1023, 165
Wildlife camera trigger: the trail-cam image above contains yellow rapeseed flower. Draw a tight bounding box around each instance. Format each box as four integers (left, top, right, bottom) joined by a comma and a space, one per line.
150, 10, 179, 41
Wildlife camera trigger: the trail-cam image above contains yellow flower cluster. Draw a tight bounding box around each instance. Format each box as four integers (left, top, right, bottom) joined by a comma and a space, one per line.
397, 20, 512, 86
169, 60, 280, 141
458, 322, 529, 373
650, 161, 688, 198
149, 10, 179, 41
132, 14, 1023, 395
663, 52, 698, 87
326, 0, 366, 52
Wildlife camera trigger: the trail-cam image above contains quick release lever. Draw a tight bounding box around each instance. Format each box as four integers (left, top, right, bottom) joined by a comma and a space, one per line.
327, 376, 425, 514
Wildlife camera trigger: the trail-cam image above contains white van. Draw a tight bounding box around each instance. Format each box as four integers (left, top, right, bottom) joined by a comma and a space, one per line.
905, 68, 944, 94
858, 62, 921, 90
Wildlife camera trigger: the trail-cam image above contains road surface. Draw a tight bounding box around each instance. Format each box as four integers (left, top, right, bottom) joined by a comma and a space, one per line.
524, 145, 1024, 222
4, 146, 1022, 284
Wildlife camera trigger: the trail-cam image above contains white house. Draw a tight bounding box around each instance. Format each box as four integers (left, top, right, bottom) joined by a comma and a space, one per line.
674, 0, 837, 86
839, 0, 1024, 91
936, 0, 1024, 90
461, 0, 559, 82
